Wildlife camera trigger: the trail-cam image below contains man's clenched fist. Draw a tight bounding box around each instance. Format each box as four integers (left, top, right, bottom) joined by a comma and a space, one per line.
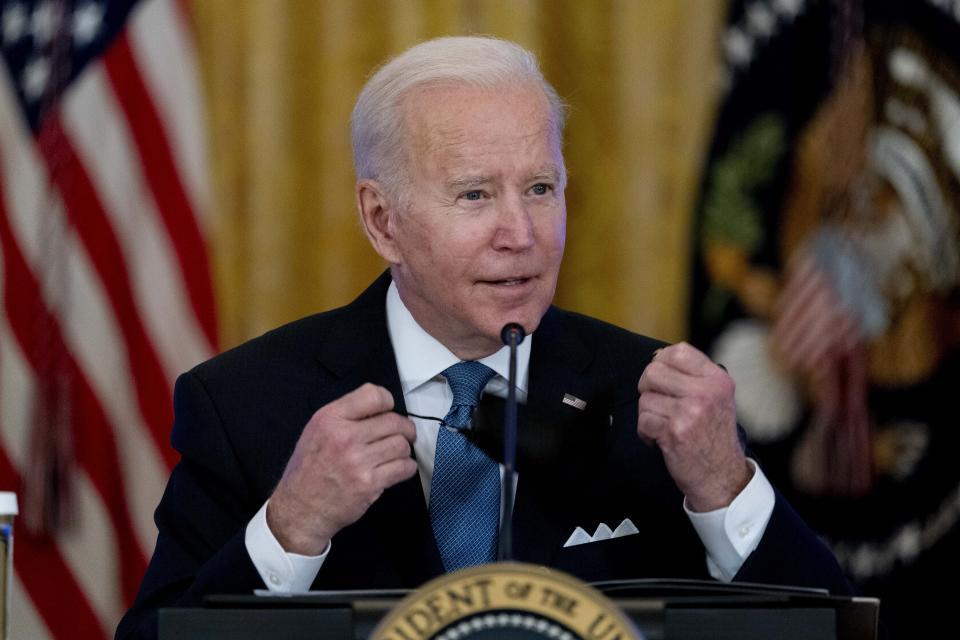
637, 342, 751, 512
267, 383, 417, 555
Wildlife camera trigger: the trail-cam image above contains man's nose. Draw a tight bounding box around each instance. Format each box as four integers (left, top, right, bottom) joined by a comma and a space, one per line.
492, 194, 535, 251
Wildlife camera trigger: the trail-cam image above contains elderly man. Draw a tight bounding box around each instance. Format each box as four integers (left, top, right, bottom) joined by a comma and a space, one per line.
117, 36, 851, 638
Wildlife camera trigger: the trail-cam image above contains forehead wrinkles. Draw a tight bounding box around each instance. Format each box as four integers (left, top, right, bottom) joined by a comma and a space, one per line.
401, 85, 560, 177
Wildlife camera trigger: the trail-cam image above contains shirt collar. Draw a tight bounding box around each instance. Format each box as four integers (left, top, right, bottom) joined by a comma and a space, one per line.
385, 281, 532, 395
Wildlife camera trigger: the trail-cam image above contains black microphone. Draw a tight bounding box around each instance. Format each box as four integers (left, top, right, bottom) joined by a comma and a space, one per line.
501, 322, 524, 347
498, 322, 524, 562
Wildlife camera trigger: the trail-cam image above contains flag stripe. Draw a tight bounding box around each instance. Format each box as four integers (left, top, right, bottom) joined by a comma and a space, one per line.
0, 188, 147, 604
103, 34, 218, 350
2, 68, 168, 560
0, 449, 108, 640
36, 115, 177, 470
62, 64, 214, 384
130, 0, 212, 228
0, 208, 136, 633
10, 573, 52, 640
58, 473, 125, 631
0, 0, 217, 634
48, 220, 166, 563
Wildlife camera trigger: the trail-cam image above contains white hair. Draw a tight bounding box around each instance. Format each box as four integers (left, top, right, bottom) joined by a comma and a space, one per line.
351, 36, 566, 196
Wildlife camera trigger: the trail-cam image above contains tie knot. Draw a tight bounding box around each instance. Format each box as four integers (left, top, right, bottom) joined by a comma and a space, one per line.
441, 361, 496, 426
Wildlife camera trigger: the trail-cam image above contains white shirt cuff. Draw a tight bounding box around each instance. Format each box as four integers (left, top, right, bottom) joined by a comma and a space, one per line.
684, 459, 775, 582
245, 501, 329, 592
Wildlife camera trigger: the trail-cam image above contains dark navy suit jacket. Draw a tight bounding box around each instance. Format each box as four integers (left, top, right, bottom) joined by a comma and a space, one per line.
116, 272, 852, 638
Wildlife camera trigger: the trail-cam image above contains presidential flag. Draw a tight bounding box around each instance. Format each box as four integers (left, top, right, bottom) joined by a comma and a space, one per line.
691, 0, 960, 636
0, 0, 216, 636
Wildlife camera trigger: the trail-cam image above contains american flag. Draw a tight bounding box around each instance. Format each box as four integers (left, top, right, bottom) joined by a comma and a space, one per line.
0, 0, 217, 636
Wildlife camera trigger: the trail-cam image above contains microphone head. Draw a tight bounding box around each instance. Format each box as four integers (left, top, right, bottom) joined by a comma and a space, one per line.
500, 322, 526, 346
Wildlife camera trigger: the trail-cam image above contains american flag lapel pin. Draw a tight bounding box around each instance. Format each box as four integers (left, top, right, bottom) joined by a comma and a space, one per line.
562, 393, 587, 411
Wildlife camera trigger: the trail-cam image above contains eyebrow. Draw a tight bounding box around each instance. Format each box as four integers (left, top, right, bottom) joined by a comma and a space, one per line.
446, 175, 493, 191
530, 168, 563, 183
445, 168, 564, 191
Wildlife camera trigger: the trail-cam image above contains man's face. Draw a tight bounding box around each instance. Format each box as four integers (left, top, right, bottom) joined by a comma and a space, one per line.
382, 82, 567, 359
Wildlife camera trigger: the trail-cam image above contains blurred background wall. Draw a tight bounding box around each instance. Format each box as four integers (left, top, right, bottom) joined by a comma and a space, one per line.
189, 0, 728, 348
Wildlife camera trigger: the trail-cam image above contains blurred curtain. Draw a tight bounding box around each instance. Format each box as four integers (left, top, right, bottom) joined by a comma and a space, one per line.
188, 0, 727, 348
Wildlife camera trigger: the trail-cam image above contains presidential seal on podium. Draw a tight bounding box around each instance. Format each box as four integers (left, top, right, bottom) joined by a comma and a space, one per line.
372, 562, 642, 640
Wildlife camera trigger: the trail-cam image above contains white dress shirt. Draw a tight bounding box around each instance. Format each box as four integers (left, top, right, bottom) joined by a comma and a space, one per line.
246, 281, 775, 590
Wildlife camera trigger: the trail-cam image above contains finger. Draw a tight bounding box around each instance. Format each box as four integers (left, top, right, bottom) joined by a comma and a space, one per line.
373, 456, 419, 489
638, 389, 683, 419
328, 383, 395, 420
637, 431, 655, 446
363, 433, 413, 467
638, 360, 695, 397
654, 342, 716, 376
636, 410, 669, 445
358, 413, 416, 445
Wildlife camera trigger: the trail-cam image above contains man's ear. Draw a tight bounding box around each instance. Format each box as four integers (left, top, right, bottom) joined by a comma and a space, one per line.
357, 179, 402, 264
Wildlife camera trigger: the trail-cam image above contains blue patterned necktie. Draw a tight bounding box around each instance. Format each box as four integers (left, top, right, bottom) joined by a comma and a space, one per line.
429, 361, 500, 571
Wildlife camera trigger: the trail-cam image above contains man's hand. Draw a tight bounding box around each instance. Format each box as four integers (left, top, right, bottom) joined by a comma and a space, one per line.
266, 383, 418, 555
637, 342, 751, 512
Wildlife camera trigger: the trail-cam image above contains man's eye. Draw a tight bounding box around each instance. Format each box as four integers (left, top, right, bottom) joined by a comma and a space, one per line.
530, 183, 552, 196
462, 190, 484, 201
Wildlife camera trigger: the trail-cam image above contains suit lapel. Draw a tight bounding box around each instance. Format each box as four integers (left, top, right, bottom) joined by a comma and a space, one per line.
513, 306, 604, 567
310, 271, 405, 411
310, 272, 443, 587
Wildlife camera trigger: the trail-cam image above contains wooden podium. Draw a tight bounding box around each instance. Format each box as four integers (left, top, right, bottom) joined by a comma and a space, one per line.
159, 578, 879, 640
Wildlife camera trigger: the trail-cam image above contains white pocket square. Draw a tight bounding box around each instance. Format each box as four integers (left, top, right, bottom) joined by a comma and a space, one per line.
563, 518, 638, 547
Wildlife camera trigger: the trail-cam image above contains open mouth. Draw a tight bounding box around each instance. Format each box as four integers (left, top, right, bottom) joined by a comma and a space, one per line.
481, 276, 533, 287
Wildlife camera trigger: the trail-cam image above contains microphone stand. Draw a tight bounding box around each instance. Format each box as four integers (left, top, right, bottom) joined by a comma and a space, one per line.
498, 322, 524, 562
